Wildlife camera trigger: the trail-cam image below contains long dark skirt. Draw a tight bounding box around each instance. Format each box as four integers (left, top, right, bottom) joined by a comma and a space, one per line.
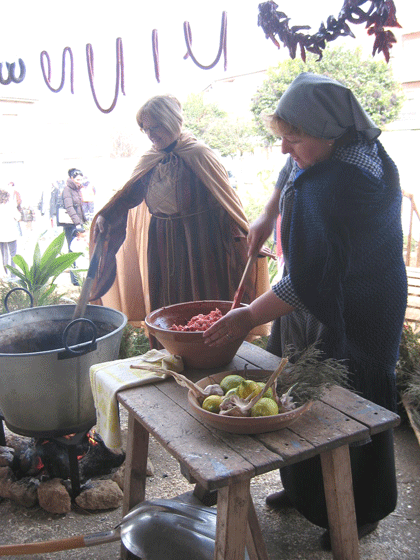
146, 172, 251, 312
267, 314, 398, 528
280, 430, 397, 528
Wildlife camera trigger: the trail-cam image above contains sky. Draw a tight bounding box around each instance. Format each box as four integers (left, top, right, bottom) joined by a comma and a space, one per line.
3, 0, 414, 121
0, 0, 415, 197
1, 0, 376, 112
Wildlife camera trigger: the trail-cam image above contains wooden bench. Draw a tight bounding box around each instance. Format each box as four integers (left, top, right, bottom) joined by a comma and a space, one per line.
406, 266, 420, 331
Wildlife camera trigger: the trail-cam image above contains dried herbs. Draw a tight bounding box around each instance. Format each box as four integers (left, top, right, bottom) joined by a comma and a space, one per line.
397, 323, 420, 433
276, 343, 350, 405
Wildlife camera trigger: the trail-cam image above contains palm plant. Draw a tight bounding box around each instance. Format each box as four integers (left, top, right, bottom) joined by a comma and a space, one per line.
5, 232, 82, 307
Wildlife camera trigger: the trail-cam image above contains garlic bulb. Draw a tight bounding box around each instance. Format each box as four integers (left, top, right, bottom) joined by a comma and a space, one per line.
202, 384, 224, 396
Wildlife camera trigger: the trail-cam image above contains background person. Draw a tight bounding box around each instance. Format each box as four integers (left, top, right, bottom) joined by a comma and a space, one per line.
90, 94, 270, 336
7, 182, 22, 235
0, 188, 21, 279
49, 180, 65, 229
204, 72, 407, 547
62, 168, 86, 286
81, 178, 96, 222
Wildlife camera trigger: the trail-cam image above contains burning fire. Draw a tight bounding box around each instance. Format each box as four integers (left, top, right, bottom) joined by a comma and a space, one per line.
61, 429, 99, 459
87, 429, 99, 446
37, 429, 100, 463
3, 428, 126, 501
62, 429, 99, 445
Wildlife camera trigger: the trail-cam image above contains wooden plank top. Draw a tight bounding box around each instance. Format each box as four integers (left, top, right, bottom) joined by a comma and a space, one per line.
117, 342, 400, 491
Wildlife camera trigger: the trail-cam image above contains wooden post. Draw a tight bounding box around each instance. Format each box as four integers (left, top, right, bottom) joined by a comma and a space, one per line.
407, 195, 413, 266
320, 445, 360, 560
246, 496, 269, 560
122, 415, 149, 516
215, 480, 251, 560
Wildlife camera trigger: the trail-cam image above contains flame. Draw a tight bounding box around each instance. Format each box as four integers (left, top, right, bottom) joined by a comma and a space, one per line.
61, 430, 98, 447
87, 429, 98, 446
35, 430, 100, 468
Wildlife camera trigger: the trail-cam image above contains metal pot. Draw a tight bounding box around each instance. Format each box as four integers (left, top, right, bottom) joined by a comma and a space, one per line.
0, 302, 127, 437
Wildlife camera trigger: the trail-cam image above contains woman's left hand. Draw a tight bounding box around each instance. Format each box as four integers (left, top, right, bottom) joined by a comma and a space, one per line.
203, 307, 254, 347
93, 215, 106, 242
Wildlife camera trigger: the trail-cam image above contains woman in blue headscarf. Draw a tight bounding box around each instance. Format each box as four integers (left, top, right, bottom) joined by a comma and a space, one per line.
204, 72, 407, 547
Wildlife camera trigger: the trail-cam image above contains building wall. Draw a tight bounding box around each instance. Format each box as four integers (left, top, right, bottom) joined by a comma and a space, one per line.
389, 30, 420, 130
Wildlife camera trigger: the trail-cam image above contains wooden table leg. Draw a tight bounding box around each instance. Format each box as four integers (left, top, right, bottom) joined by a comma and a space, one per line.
215, 479, 251, 560
246, 496, 269, 560
320, 445, 360, 560
122, 414, 149, 516
121, 415, 150, 560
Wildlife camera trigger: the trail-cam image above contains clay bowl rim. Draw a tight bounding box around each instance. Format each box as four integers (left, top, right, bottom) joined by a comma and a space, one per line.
187, 369, 313, 434
145, 300, 248, 339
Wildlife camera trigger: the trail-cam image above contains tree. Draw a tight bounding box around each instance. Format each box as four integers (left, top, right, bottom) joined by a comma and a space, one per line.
183, 93, 226, 139
183, 93, 256, 157
110, 131, 138, 158
250, 45, 405, 144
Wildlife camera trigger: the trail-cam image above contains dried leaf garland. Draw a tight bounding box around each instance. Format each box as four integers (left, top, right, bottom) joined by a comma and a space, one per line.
258, 0, 402, 62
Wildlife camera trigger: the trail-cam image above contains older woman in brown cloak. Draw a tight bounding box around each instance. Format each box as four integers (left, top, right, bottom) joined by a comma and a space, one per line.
90, 95, 270, 335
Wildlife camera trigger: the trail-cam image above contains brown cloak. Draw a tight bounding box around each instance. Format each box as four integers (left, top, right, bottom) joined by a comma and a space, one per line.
90, 131, 270, 335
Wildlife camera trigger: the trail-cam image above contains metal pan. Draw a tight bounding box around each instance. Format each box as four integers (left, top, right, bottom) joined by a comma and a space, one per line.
0, 499, 231, 560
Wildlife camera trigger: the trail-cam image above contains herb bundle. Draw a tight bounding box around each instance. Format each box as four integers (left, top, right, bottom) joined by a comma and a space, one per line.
275, 343, 350, 405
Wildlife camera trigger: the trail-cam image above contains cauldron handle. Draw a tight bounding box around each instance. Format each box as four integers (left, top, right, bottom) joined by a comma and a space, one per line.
61, 318, 97, 357
4, 287, 34, 313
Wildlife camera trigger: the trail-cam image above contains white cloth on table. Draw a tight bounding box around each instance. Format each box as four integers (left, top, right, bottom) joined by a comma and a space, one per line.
90, 350, 184, 450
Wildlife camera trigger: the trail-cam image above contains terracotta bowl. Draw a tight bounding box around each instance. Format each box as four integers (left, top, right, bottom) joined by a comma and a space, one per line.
145, 300, 248, 369
188, 369, 312, 434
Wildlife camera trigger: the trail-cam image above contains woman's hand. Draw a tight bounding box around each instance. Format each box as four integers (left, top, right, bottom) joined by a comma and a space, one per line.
203, 307, 254, 347
204, 291, 295, 347
93, 215, 106, 241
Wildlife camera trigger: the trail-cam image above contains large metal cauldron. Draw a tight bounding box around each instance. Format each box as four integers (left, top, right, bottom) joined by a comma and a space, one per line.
0, 303, 127, 437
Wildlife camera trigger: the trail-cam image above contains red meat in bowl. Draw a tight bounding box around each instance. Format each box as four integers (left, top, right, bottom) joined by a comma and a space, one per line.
145, 300, 247, 369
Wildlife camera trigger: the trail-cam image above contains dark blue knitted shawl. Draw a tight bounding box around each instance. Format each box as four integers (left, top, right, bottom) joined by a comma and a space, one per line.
288, 142, 407, 411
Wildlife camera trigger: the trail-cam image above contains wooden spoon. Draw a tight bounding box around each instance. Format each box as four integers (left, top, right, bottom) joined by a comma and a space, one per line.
231, 247, 276, 310
66, 232, 105, 347
71, 232, 104, 321
230, 253, 258, 310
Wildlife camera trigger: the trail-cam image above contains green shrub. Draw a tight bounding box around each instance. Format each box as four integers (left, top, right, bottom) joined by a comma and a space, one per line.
6, 232, 82, 307
119, 324, 150, 359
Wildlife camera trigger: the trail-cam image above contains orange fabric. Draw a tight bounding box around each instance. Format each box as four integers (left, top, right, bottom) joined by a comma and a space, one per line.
90, 132, 270, 336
